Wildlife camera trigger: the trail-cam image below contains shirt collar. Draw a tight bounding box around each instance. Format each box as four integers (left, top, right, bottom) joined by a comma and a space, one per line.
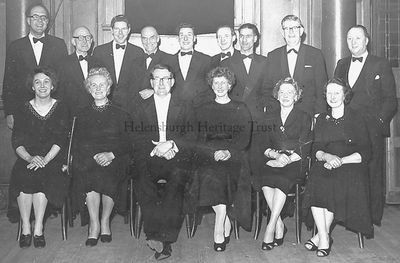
352, 51, 368, 60
286, 43, 301, 53
113, 40, 127, 49
29, 33, 45, 42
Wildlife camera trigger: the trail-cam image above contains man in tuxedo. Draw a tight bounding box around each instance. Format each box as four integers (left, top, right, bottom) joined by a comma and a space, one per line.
129, 64, 195, 260
173, 23, 211, 106
2, 3, 68, 129
262, 15, 328, 116
92, 14, 144, 111
136, 26, 178, 100
334, 25, 398, 226
210, 25, 240, 68
58, 26, 99, 116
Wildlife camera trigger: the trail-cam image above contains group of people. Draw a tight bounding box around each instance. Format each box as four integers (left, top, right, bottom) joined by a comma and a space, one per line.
3, 3, 397, 261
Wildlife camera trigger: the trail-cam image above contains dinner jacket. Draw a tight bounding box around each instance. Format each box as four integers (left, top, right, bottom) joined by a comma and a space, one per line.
262, 44, 328, 116
92, 41, 144, 111
2, 34, 68, 116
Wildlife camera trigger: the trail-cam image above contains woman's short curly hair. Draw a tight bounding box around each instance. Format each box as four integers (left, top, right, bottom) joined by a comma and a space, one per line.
272, 77, 303, 101
26, 67, 58, 94
84, 67, 113, 93
206, 66, 236, 90
324, 77, 353, 105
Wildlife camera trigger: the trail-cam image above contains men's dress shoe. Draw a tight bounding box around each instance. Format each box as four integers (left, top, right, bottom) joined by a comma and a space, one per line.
100, 234, 112, 243
19, 234, 32, 248
155, 243, 172, 261
33, 235, 46, 248
85, 237, 99, 247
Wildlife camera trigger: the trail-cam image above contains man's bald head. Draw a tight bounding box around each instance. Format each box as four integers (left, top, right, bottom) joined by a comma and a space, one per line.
141, 26, 160, 54
72, 26, 93, 54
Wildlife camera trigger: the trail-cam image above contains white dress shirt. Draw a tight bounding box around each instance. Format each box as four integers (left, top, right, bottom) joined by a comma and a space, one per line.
286, 43, 300, 78
348, 51, 368, 88
221, 47, 235, 62
76, 53, 88, 79
154, 93, 171, 142
29, 33, 45, 65
178, 50, 193, 80
112, 41, 127, 83
243, 56, 252, 74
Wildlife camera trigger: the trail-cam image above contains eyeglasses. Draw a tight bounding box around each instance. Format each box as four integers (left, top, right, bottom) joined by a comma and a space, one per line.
152, 77, 172, 84
28, 14, 48, 22
73, 35, 93, 42
282, 26, 302, 32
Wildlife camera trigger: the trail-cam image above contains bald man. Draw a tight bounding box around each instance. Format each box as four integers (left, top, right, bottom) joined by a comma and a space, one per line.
134, 26, 178, 100
58, 26, 100, 116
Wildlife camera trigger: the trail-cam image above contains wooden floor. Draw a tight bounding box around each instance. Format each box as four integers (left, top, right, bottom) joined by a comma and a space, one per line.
1, 205, 400, 263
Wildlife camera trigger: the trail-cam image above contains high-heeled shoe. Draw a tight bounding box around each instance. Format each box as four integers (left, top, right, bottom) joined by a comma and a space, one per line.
33, 234, 46, 248
261, 241, 275, 251
214, 241, 226, 252
316, 237, 333, 257
273, 225, 287, 246
224, 236, 230, 245
85, 236, 99, 247
304, 239, 318, 251
19, 233, 32, 248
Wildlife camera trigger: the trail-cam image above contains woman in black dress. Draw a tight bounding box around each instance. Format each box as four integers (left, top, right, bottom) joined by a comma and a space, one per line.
73, 67, 132, 246
303, 78, 373, 257
252, 78, 312, 250
9, 67, 69, 248
192, 67, 252, 252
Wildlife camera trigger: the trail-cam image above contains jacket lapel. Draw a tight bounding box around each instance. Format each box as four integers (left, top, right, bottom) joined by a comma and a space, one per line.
21, 36, 38, 67
280, 47, 290, 77
293, 44, 305, 80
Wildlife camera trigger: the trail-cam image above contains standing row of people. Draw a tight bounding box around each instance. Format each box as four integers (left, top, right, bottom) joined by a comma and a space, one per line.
3, 3, 397, 261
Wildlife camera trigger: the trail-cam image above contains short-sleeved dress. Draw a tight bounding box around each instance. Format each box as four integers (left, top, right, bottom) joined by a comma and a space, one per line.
190, 100, 252, 207
8, 100, 70, 217
72, 102, 133, 211
303, 108, 373, 237
252, 107, 312, 194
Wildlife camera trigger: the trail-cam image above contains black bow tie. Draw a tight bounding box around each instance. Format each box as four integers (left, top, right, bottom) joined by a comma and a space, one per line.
287, 48, 298, 54
352, 57, 363, 62
180, 51, 193, 56
146, 53, 155, 59
78, 55, 87, 61
33, 37, 44, 44
241, 54, 254, 60
116, 44, 126, 50
221, 52, 231, 59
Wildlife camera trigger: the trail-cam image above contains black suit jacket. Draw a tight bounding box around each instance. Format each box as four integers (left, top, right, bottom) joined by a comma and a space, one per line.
262, 44, 328, 116
221, 52, 268, 122
334, 54, 398, 137
173, 51, 211, 106
2, 34, 68, 116
57, 53, 101, 116
129, 93, 196, 177
92, 41, 144, 111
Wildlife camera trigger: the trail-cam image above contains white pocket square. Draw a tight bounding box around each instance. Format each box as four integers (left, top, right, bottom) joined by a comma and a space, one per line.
375, 75, 380, 80
305, 65, 312, 68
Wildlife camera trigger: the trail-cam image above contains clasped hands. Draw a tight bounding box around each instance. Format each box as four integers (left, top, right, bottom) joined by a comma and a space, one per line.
26, 155, 49, 171
93, 152, 115, 167
319, 152, 342, 170
214, 150, 231, 161
265, 149, 293, 168
150, 140, 178, 160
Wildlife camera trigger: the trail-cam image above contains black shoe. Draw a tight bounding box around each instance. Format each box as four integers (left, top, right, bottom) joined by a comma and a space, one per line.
224, 236, 230, 245
316, 237, 333, 257
19, 234, 32, 248
261, 241, 275, 251
273, 225, 287, 246
85, 237, 99, 247
33, 235, 46, 248
100, 234, 112, 243
304, 239, 318, 251
214, 241, 226, 252
155, 243, 172, 261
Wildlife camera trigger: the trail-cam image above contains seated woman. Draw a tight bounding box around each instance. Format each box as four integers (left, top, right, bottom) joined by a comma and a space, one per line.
303, 78, 373, 257
8, 67, 69, 248
72, 67, 133, 247
252, 77, 312, 251
191, 67, 252, 252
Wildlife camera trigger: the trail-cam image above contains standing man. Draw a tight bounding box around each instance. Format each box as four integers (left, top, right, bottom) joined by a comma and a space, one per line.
2, 3, 68, 129
58, 26, 100, 116
334, 25, 398, 226
136, 26, 178, 100
262, 15, 328, 116
173, 23, 211, 106
93, 15, 144, 111
210, 25, 240, 68
130, 64, 195, 260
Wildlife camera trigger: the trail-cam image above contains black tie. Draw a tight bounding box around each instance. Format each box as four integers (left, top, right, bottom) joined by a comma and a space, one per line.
287, 48, 298, 54
181, 51, 193, 56
352, 57, 363, 62
33, 37, 44, 44
146, 53, 155, 59
78, 55, 87, 61
241, 54, 254, 60
116, 44, 126, 50
221, 52, 231, 59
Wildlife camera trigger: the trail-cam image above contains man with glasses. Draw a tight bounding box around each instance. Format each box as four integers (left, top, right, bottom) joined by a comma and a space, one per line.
58, 26, 100, 116
129, 64, 195, 260
93, 15, 144, 111
262, 15, 328, 116
2, 3, 68, 129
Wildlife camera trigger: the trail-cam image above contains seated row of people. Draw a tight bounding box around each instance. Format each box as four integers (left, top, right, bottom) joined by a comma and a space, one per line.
8, 64, 373, 260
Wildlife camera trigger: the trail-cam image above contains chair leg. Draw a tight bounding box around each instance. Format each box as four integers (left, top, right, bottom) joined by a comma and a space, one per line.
17, 217, 22, 241
358, 232, 364, 248
129, 179, 134, 237
253, 191, 260, 240
190, 213, 196, 238
185, 214, 191, 238
295, 184, 301, 244
67, 196, 74, 227
61, 201, 67, 240
134, 202, 142, 239
233, 219, 239, 239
